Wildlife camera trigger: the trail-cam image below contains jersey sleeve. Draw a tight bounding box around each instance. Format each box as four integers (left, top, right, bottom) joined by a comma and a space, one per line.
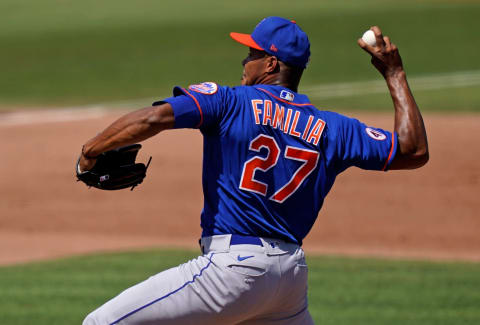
161, 82, 227, 130
327, 113, 398, 173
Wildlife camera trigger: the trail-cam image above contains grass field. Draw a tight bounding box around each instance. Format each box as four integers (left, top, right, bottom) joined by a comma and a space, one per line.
1, 0, 479, 110
1, 249, 479, 325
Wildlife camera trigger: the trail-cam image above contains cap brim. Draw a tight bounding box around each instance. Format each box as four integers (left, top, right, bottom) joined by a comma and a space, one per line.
230, 32, 264, 51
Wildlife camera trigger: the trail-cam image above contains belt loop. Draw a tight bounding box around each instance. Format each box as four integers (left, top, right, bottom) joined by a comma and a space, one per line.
260, 238, 297, 255
200, 235, 231, 253
199, 238, 205, 254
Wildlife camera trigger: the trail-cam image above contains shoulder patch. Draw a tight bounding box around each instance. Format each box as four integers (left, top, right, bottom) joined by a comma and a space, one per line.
188, 82, 218, 95
365, 127, 387, 141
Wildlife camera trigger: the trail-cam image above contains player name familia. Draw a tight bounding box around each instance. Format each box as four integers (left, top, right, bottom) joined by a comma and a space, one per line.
250, 96, 325, 146
180, 81, 326, 145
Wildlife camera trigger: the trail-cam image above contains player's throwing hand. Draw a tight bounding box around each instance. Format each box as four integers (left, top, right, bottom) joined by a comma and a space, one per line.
357, 26, 404, 79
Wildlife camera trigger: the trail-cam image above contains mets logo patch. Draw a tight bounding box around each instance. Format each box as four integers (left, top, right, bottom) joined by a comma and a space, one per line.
365, 127, 387, 141
188, 82, 218, 95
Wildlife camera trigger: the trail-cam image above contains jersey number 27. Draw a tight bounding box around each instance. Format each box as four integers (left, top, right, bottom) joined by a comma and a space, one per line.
239, 134, 319, 203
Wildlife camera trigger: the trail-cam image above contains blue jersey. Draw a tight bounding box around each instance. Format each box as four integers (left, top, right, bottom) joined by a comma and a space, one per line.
162, 82, 397, 245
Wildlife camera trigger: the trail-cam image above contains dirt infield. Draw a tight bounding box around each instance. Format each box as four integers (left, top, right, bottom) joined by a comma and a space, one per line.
0, 110, 479, 265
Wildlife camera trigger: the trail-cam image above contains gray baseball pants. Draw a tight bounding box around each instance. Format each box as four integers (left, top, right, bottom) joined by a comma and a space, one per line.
83, 234, 314, 324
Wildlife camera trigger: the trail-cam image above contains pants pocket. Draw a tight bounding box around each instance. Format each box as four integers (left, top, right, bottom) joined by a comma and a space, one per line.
228, 264, 266, 277
215, 252, 268, 277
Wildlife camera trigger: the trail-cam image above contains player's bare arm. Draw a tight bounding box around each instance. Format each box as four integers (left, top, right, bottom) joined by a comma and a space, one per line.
358, 26, 429, 170
79, 103, 174, 171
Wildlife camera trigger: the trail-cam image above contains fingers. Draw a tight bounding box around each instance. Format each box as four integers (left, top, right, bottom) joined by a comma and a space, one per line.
390, 42, 398, 53
358, 26, 403, 77
359, 26, 400, 59
383, 36, 400, 56
358, 26, 387, 55
360, 27, 397, 52
78, 155, 97, 172
371, 26, 385, 48
383, 36, 391, 50
357, 38, 376, 55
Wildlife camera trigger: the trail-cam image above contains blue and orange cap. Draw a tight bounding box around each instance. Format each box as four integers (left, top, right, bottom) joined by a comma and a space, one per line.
230, 17, 310, 69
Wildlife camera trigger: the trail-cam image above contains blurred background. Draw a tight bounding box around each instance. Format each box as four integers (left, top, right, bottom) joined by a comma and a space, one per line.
1, 1, 479, 324
1, 0, 479, 111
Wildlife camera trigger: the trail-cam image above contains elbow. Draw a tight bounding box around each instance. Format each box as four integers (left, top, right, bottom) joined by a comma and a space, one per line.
395, 131, 429, 169
413, 149, 429, 168
392, 143, 429, 170
405, 147, 429, 169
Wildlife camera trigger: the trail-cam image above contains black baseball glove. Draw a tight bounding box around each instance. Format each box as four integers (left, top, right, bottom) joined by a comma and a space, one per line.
76, 144, 151, 191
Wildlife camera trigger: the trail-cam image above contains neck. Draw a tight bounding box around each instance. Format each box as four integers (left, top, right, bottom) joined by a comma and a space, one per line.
257, 75, 298, 92
255, 62, 302, 92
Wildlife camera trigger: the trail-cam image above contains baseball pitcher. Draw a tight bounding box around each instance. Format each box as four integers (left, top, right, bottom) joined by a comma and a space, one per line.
78, 17, 428, 325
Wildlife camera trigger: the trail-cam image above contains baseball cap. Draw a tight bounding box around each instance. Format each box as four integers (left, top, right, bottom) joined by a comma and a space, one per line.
230, 17, 310, 69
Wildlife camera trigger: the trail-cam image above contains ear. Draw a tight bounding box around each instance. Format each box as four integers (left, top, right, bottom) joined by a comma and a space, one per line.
264, 56, 279, 73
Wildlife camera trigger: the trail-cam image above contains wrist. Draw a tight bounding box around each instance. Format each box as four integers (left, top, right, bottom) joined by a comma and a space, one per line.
385, 68, 406, 80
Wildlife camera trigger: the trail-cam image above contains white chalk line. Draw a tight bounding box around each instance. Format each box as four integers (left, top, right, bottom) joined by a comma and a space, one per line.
0, 107, 111, 127
1, 70, 479, 127
303, 69, 480, 99
0, 97, 163, 127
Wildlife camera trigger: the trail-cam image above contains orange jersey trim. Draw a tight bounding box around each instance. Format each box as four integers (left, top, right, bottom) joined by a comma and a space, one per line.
257, 88, 314, 107
182, 88, 204, 128
382, 132, 395, 171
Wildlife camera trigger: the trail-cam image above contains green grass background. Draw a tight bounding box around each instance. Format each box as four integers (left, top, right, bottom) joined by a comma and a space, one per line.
1, 0, 479, 110
1, 249, 479, 325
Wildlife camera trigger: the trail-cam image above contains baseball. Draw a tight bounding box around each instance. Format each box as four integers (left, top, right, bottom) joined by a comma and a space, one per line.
361, 30, 377, 47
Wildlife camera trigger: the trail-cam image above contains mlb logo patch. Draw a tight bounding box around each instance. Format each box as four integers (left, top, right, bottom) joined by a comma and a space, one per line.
188, 82, 218, 95
280, 90, 294, 102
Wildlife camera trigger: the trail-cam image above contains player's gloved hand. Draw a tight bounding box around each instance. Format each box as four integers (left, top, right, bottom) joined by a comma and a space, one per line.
357, 26, 404, 79
76, 144, 151, 191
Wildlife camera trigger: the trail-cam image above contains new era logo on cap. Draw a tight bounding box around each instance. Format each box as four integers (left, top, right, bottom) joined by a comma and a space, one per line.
230, 17, 311, 69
